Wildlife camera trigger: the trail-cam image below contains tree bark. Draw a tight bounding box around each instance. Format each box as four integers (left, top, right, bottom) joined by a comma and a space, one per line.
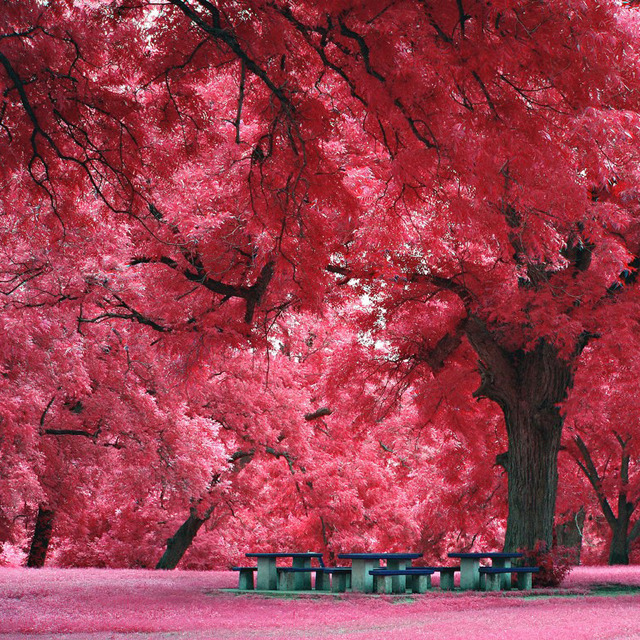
466, 317, 574, 552
26, 506, 55, 568
156, 507, 213, 570
608, 515, 631, 565
503, 400, 564, 552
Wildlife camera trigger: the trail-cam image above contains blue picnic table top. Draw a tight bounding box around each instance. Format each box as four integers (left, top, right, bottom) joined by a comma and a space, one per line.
338, 553, 422, 560
447, 552, 523, 559
245, 552, 323, 558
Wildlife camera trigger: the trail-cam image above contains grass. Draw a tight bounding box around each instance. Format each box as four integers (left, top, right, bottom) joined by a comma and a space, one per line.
2, 565, 640, 639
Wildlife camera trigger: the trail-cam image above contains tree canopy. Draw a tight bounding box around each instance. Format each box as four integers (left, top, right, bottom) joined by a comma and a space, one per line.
2, 0, 640, 566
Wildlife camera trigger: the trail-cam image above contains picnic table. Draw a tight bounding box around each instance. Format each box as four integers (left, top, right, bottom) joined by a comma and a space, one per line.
338, 553, 422, 593
447, 552, 523, 590
245, 552, 324, 590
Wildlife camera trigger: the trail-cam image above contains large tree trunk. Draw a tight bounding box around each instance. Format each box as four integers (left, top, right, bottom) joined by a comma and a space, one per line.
466, 318, 575, 552
156, 507, 213, 570
503, 411, 562, 552
26, 506, 55, 568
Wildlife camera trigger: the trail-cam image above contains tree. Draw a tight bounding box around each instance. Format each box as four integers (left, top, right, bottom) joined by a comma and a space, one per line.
3, 0, 640, 557
563, 338, 640, 564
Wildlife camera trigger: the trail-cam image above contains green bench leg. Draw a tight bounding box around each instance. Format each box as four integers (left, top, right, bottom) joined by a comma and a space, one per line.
374, 575, 393, 594
484, 573, 501, 591
439, 571, 454, 590
411, 574, 431, 594
315, 571, 330, 591
278, 571, 296, 591
331, 572, 348, 593
238, 570, 255, 590
517, 572, 533, 590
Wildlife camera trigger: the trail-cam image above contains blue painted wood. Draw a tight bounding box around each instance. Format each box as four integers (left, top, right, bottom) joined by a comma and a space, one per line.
246, 552, 323, 558
448, 552, 523, 559
338, 553, 421, 560
369, 569, 434, 576
479, 566, 539, 574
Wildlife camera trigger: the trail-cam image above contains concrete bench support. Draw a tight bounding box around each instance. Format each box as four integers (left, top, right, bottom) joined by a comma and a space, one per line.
374, 574, 393, 594
278, 569, 296, 591
411, 573, 431, 594
331, 571, 349, 593
479, 567, 538, 592
484, 572, 502, 591
315, 570, 331, 591
232, 567, 256, 590
517, 571, 534, 590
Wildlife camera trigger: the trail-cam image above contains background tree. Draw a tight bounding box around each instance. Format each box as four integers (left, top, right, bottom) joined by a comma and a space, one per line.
563, 337, 640, 564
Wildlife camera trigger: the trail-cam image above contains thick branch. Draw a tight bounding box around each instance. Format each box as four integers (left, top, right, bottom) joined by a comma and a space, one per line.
304, 407, 333, 421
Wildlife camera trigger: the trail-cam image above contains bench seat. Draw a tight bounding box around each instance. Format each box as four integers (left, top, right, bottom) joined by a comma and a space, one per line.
369, 568, 434, 594
479, 566, 539, 591
422, 566, 460, 590
277, 566, 320, 591
318, 567, 351, 592
278, 566, 350, 592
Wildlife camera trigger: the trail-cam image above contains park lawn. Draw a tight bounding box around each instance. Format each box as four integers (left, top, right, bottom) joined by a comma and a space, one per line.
2, 566, 640, 639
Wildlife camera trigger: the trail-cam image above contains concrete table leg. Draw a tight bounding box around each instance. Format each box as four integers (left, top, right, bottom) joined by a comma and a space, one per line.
256, 557, 278, 590
350, 559, 379, 593
292, 557, 312, 590
459, 557, 480, 590
492, 559, 512, 590
386, 559, 408, 593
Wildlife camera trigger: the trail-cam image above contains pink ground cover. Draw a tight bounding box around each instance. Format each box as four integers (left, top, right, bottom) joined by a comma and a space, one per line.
2, 566, 640, 639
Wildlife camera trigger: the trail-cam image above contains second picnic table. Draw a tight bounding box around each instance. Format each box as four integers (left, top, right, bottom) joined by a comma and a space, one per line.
447, 551, 523, 590
337, 552, 422, 593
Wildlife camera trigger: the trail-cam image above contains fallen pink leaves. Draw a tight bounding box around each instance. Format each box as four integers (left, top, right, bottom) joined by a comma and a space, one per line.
2, 566, 640, 639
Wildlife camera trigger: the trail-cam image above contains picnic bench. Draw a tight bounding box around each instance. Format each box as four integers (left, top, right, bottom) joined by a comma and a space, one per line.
318, 567, 352, 592
448, 552, 524, 590
479, 566, 539, 591
338, 553, 422, 593
422, 566, 460, 590
369, 568, 434, 594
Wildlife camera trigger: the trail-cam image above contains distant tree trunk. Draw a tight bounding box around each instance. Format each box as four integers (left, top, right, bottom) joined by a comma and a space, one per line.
608, 515, 631, 565
556, 508, 585, 564
466, 318, 575, 552
26, 506, 55, 568
156, 506, 213, 570
573, 434, 637, 565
